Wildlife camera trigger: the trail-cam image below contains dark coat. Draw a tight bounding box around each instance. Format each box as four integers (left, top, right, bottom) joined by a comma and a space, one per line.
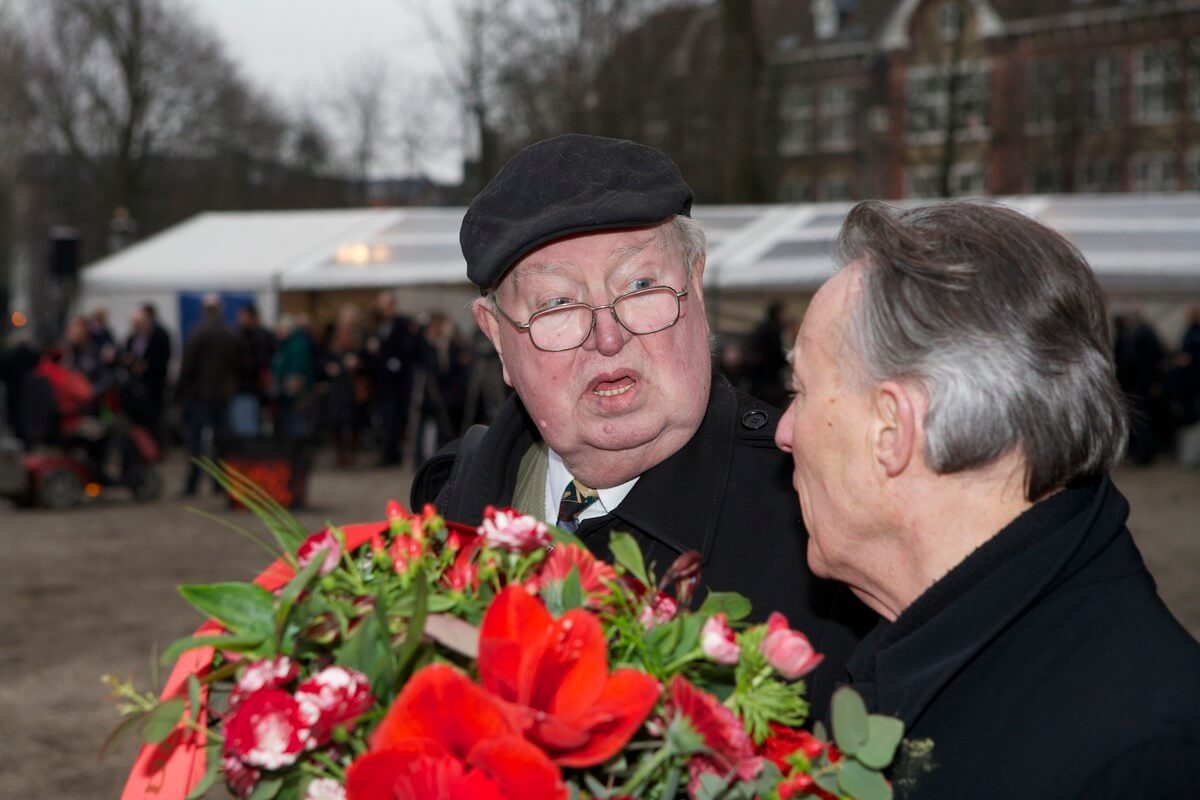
178, 320, 239, 404
125, 325, 171, 399
846, 477, 1200, 799
412, 371, 876, 721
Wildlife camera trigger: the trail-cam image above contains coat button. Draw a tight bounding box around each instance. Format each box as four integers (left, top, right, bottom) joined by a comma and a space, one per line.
742, 409, 768, 430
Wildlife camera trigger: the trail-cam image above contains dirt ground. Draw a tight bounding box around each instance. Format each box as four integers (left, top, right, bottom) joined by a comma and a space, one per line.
1, 454, 1196, 798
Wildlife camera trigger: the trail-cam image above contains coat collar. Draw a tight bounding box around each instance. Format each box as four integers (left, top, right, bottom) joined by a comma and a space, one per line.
848, 476, 1130, 728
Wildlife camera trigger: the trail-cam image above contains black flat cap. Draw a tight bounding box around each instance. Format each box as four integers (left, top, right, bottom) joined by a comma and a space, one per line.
461, 133, 693, 292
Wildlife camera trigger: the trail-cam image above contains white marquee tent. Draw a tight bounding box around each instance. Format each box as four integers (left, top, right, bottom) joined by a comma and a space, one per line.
78, 194, 1200, 343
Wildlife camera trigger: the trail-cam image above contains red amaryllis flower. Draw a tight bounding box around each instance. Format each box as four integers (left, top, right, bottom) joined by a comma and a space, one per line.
297, 528, 341, 576
346, 664, 564, 800
667, 676, 762, 798
224, 688, 313, 770
757, 722, 824, 772
295, 666, 374, 745
477, 585, 660, 767
530, 544, 617, 606
761, 613, 824, 680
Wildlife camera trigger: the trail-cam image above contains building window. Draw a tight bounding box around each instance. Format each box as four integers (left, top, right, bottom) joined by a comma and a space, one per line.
812, 0, 838, 40
904, 163, 984, 197
1186, 148, 1200, 191
1077, 158, 1121, 193
1082, 53, 1122, 127
952, 162, 986, 195
819, 174, 853, 200
819, 83, 855, 152
1131, 152, 1177, 191
778, 84, 815, 156
906, 64, 989, 139
1028, 58, 1069, 132
1189, 41, 1200, 120
779, 175, 815, 201
1133, 44, 1180, 125
1030, 163, 1067, 194
939, 2, 964, 43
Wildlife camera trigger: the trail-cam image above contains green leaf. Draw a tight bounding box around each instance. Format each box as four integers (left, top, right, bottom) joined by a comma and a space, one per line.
248, 776, 285, 800
814, 769, 840, 794
161, 633, 266, 665
392, 577, 428, 688
141, 698, 186, 744
857, 714, 905, 769
813, 720, 829, 742
548, 524, 587, 551
336, 613, 391, 693
185, 747, 220, 799
274, 550, 326, 635
608, 531, 650, 587
837, 759, 893, 800
695, 771, 728, 800
697, 591, 753, 622
560, 566, 584, 612
186, 675, 202, 725
831, 686, 870, 756
582, 773, 611, 799
99, 711, 147, 757
179, 583, 276, 641
668, 614, 705, 662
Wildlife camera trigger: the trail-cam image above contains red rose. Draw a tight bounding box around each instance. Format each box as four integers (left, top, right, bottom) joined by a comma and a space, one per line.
295, 666, 374, 745
223, 688, 313, 770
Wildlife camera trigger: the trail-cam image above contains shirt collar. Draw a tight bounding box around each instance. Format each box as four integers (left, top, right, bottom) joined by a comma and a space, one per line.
545, 447, 639, 524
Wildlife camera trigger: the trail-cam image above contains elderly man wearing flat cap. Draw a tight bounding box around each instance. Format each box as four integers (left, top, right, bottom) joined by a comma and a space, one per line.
412, 133, 873, 717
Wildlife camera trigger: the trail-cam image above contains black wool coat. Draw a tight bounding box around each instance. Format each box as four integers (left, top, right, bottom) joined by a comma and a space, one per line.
846, 477, 1200, 799
412, 371, 876, 721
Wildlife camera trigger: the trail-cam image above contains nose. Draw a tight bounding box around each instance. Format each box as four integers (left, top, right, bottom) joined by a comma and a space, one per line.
775, 400, 794, 452
584, 307, 631, 357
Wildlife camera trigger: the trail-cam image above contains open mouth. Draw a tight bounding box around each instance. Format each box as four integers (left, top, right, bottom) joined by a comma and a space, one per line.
590, 372, 638, 398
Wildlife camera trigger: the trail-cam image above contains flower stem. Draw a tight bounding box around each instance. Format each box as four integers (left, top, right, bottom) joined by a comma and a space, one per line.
617, 744, 674, 797
662, 647, 702, 674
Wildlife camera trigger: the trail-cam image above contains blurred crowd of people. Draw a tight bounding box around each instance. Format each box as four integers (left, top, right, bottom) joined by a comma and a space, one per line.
0, 291, 508, 500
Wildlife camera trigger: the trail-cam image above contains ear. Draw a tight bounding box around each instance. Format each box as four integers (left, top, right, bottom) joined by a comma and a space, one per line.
686, 253, 706, 312
471, 300, 514, 387
873, 379, 917, 478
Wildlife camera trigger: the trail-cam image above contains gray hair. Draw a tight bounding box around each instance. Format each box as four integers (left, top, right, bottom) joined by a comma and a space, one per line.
834, 200, 1127, 500
482, 214, 706, 309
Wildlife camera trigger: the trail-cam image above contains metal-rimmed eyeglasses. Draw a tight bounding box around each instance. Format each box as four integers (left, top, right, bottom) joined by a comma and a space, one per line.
492, 285, 689, 352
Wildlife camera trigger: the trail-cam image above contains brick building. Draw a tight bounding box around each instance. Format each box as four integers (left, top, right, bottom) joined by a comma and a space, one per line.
595, 0, 1200, 202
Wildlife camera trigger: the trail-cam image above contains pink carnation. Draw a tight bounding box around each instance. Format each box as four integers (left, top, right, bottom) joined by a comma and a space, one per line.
303, 778, 346, 800
295, 666, 374, 745
297, 528, 341, 576
760, 612, 824, 680
478, 505, 550, 552
638, 592, 679, 630
700, 613, 740, 664
224, 688, 313, 770
221, 754, 261, 798
230, 656, 298, 709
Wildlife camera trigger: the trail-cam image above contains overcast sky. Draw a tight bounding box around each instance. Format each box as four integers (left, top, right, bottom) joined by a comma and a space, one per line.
185, 0, 464, 182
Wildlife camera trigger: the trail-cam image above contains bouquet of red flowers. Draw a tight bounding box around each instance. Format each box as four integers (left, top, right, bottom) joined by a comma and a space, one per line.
109, 465, 909, 800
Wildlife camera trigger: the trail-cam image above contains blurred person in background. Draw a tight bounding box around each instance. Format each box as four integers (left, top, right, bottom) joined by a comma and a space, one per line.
271, 315, 316, 444
1182, 305, 1200, 423
322, 305, 370, 467
744, 301, 789, 407
231, 304, 275, 439
368, 291, 418, 466
1114, 310, 1166, 465
178, 294, 239, 496
124, 303, 171, 444
414, 311, 467, 465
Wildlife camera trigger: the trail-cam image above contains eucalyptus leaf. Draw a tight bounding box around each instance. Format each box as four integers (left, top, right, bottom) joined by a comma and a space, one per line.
697, 591, 753, 622
608, 531, 650, 587
141, 698, 186, 744
857, 714, 906, 769
695, 771, 728, 800
424, 613, 480, 658
814, 770, 840, 794
831, 686, 870, 755
813, 720, 829, 742
179, 583, 276, 641
837, 759, 893, 800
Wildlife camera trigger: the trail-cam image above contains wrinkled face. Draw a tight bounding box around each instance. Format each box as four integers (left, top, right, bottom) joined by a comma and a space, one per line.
476, 223, 712, 485
775, 267, 880, 580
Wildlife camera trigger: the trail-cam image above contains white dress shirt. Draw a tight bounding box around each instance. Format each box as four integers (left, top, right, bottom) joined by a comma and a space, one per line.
544, 448, 639, 526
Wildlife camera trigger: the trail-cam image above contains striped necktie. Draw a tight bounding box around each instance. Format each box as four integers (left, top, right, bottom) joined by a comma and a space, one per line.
556, 479, 600, 533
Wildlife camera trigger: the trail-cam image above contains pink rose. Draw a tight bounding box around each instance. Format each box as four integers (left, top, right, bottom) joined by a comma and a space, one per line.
760, 612, 824, 680
478, 505, 550, 552
223, 688, 313, 770
700, 613, 740, 664
295, 666, 374, 746
638, 592, 679, 630
297, 528, 341, 576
